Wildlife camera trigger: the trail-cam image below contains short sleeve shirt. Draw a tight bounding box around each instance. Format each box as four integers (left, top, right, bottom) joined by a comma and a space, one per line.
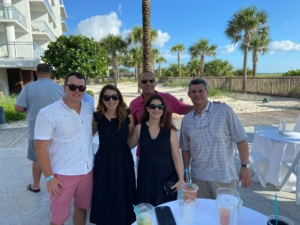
34, 99, 94, 175
179, 102, 247, 183
15, 78, 65, 139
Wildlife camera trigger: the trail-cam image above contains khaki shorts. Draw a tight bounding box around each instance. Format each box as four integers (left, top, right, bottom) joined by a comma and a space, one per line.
192, 177, 236, 199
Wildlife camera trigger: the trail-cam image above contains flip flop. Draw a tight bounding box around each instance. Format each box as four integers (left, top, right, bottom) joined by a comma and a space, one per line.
27, 184, 40, 193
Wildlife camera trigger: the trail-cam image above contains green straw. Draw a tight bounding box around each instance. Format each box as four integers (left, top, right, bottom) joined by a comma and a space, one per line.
133, 205, 144, 221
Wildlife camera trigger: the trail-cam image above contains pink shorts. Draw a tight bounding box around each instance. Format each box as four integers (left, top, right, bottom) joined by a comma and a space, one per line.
50, 170, 93, 225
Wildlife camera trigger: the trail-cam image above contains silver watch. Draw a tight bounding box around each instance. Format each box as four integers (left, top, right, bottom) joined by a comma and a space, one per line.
241, 164, 250, 168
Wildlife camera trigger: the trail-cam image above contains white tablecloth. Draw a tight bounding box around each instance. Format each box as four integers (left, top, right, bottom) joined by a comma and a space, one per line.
251, 130, 300, 191
131, 199, 267, 225
92, 135, 137, 167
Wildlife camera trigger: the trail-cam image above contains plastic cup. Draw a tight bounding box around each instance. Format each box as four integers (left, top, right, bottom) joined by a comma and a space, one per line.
177, 193, 196, 224
267, 215, 294, 225
181, 183, 199, 198
279, 120, 286, 135
216, 188, 240, 225
134, 203, 154, 225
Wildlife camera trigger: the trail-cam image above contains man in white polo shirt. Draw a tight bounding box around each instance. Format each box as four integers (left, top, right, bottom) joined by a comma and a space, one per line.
34, 72, 94, 225
180, 78, 252, 199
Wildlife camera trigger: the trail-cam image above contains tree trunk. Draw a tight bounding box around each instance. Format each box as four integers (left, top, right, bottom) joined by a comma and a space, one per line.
178, 52, 181, 77
137, 66, 142, 93
159, 63, 162, 77
242, 47, 248, 93
200, 55, 205, 77
252, 50, 258, 77
112, 53, 117, 87
142, 0, 152, 72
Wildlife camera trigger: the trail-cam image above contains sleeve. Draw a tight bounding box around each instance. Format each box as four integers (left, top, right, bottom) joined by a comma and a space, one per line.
179, 117, 190, 150
165, 93, 188, 115
226, 106, 247, 143
34, 110, 55, 140
15, 86, 28, 108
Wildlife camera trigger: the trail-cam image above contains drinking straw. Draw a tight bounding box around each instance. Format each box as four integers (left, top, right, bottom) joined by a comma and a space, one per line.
275, 194, 278, 225
133, 205, 144, 221
184, 168, 190, 186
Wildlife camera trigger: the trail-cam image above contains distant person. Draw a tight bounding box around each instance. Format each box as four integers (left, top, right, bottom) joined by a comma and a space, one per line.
82, 92, 95, 109
15, 63, 64, 193
180, 78, 252, 199
34, 72, 94, 225
90, 84, 135, 225
129, 71, 193, 161
128, 94, 183, 206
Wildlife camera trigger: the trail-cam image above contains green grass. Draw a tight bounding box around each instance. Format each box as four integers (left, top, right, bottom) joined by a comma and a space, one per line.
0, 95, 26, 123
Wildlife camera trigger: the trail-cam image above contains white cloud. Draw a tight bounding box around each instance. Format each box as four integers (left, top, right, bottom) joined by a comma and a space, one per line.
118, 4, 122, 14
120, 29, 131, 39
220, 43, 237, 54
152, 30, 170, 48
72, 12, 122, 40
161, 50, 189, 63
269, 40, 300, 52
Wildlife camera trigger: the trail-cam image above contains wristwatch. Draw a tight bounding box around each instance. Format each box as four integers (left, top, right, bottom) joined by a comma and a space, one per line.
241, 164, 250, 168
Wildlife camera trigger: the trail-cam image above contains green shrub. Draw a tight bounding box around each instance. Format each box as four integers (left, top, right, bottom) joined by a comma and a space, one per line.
0, 95, 26, 122
282, 69, 300, 76
86, 90, 94, 97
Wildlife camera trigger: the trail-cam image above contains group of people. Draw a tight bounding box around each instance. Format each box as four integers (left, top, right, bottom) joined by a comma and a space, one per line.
15, 64, 252, 225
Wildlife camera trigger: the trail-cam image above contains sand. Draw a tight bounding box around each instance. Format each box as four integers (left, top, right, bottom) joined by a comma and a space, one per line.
5, 82, 300, 128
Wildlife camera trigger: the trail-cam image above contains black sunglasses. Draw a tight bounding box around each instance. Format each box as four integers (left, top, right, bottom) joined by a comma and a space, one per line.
148, 104, 164, 110
67, 84, 86, 92
103, 94, 119, 101
141, 79, 155, 84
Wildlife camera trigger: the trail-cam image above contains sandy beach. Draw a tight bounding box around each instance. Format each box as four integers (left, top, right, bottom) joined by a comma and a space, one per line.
6, 82, 300, 128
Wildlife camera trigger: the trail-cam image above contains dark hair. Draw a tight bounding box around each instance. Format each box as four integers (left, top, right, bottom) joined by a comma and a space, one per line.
96, 84, 127, 130
37, 63, 51, 74
140, 94, 177, 131
188, 78, 208, 90
64, 72, 86, 86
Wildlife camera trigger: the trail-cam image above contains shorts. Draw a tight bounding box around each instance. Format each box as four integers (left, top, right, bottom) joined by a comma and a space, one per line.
50, 170, 93, 225
192, 177, 236, 199
27, 139, 37, 162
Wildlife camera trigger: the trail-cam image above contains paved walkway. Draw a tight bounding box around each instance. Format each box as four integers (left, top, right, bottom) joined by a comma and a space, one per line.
0, 122, 300, 224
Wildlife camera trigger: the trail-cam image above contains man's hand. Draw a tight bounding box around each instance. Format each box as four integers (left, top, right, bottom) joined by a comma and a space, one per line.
239, 167, 252, 188
47, 177, 65, 196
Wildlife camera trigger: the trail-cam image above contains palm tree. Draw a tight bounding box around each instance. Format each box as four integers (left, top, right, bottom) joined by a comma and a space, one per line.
151, 48, 160, 72
100, 34, 128, 87
188, 39, 217, 77
155, 56, 167, 77
142, 0, 152, 72
171, 44, 185, 77
225, 5, 268, 92
187, 59, 200, 77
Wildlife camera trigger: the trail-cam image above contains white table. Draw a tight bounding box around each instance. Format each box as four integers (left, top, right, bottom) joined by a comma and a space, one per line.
251, 130, 300, 192
131, 199, 267, 225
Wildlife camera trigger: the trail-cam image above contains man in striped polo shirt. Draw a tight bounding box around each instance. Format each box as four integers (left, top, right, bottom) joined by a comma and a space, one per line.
129, 71, 194, 158
180, 78, 252, 199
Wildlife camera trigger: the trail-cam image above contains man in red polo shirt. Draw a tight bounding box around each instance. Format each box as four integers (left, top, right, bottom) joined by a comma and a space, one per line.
130, 71, 194, 158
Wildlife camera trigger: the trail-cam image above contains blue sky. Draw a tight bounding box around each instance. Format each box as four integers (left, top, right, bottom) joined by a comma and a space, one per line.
63, 0, 300, 73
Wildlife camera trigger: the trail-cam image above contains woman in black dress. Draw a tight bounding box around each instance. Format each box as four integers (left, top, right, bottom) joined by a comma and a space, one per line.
128, 94, 183, 206
90, 84, 135, 225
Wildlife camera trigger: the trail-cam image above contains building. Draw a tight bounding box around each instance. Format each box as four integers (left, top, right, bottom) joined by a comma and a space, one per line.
0, 0, 67, 96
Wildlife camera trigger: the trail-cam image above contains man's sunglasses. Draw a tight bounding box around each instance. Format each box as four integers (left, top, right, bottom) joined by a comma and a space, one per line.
67, 84, 86, 92
103, 94, 119, 101
148, 104, 164, 110
141, 79, 155, 84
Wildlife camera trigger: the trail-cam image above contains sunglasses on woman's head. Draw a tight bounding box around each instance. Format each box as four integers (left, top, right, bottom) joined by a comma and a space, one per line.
67, 84, 86, 92
148, 104, 164, 110
102, 94, 119, 101
141, 79, 155, 84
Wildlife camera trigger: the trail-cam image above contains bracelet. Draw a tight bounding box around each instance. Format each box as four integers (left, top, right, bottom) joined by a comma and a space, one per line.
184, 168, 189, 173
46, 175, 54, 181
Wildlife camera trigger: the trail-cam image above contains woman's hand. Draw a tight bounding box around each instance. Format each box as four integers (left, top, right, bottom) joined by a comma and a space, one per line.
171, 180, 184, 192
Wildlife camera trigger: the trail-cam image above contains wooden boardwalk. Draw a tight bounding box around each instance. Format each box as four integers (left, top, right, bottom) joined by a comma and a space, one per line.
0, 128, 28, 148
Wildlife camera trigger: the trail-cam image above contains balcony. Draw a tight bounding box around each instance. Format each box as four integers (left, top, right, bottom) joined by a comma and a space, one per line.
0, 4, 28, 31
29, 0, 57, 28
0, 42, 44, 67
60, 0, 67, 19
31, 20, 56, 41
61, 20, 68, 32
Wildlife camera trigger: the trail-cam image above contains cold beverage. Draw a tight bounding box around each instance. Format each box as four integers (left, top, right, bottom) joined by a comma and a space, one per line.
181, 183, 198, 198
